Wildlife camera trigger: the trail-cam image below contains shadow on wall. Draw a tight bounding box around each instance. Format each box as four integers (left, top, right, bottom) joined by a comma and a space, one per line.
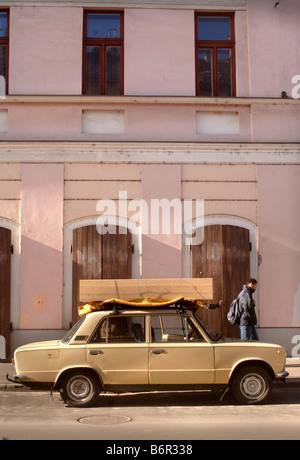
20, 236, 63, 330
142, 234, 182, 278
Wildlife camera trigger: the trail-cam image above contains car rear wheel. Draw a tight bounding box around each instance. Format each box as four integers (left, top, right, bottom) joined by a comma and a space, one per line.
231, 366, 273, 405
61, 371, 101, 407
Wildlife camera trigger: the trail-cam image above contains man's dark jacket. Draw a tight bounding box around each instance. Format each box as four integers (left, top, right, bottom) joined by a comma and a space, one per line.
238, 285, 257, 326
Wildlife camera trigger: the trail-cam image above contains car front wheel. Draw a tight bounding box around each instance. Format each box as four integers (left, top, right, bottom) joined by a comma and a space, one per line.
61, 371, 101, 407
231, 366, 273, 405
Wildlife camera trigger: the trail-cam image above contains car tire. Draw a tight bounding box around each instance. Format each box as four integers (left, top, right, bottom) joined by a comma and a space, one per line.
231, 366, 273, 405
61, 371, 101, 408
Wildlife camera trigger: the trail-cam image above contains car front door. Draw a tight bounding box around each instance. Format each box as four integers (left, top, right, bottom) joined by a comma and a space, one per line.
149, 313, 215, 385
86, 314, 148, 385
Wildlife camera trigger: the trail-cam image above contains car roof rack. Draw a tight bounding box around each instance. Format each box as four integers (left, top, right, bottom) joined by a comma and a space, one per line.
78, 297, 219, 317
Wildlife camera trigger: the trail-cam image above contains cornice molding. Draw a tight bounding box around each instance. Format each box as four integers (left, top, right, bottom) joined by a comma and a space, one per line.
1, 95, 299, 106
0, 141, 299, 164
0, 1, 247, 10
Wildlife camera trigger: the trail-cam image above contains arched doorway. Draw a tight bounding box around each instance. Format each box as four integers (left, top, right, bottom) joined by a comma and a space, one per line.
191, 224, 251, 338
71, 223, 134, 324
0, 227, 11, 360
0, 219, 20, 360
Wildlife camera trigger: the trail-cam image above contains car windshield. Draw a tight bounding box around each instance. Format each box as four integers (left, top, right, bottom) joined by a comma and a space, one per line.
61, 317, 86, 344
193, 311, 220, 341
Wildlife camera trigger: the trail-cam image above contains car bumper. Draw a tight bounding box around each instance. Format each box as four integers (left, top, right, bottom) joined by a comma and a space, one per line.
276, 370, 289, 382
6, 373, 53, 390
6, 373, 28, 384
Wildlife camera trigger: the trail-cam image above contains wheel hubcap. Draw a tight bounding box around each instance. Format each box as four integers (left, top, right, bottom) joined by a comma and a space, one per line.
68, 376, 92, 401
240, 374, 266, 400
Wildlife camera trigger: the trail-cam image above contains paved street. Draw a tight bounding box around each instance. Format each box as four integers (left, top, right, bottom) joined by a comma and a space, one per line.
1, 384, 300, 441
1, 360, 299, 441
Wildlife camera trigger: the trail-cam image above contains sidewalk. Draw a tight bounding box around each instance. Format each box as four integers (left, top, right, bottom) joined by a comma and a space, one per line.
1, 358, 300, 392
284, 357, 300, 385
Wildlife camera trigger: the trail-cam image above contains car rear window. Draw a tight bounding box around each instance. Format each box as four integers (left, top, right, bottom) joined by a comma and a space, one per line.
61, 317, 86, 344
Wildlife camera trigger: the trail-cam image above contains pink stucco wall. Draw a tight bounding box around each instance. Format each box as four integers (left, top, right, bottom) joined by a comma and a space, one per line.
141, 164, 182, 278
7, 3, 300, 99
258, 165, 300, 328
20, 164, 64, 329
125, 9, 195, 96
7, 6, 253, 99
1, 2, 299, 347
9, 7, 83, 95
1, 4, 298, 143
248, 0, 300, 98
2, 102, 298, 143
7, 105, 82, 140
235, 10, 250, 97
251, 104, 300, 142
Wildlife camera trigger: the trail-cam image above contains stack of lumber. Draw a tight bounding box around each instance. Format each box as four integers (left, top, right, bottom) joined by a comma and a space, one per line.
79, 278, 213, 303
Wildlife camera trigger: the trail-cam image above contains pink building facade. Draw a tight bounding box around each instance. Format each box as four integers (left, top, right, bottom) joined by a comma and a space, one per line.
0, 0, 299, 358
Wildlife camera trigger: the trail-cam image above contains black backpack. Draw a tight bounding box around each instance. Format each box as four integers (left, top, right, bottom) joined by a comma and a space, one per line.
227, 293, 243, 325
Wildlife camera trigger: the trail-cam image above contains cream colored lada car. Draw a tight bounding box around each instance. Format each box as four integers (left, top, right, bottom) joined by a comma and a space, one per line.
8, 301, 288, 407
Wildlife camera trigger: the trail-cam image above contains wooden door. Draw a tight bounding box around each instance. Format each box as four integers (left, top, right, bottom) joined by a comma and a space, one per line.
0, 227, 11, 360
72, 225, 132, 324
101, 228, 132, 279
192, 225, 250, 338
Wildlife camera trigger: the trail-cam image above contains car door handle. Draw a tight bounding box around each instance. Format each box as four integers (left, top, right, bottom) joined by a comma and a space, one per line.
88, 350, 103, 356
151, 349, 166, 355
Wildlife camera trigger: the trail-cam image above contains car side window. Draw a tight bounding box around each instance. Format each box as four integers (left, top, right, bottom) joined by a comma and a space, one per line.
90, 315, 145, 343
151, 314, 205, 343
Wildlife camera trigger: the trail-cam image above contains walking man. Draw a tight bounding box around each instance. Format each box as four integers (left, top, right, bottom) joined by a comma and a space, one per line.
238, 278, 259, 341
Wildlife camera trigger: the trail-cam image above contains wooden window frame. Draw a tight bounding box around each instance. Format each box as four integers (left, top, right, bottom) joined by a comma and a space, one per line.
0, 9, 9, 95
82, 10, 124, 95
195, 12, 236, 97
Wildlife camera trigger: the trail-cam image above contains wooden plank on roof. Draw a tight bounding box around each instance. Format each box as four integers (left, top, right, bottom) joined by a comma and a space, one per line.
79, 278, 213, 302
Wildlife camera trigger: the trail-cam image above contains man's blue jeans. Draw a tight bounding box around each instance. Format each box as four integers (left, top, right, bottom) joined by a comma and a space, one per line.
239, 325, 259, 341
